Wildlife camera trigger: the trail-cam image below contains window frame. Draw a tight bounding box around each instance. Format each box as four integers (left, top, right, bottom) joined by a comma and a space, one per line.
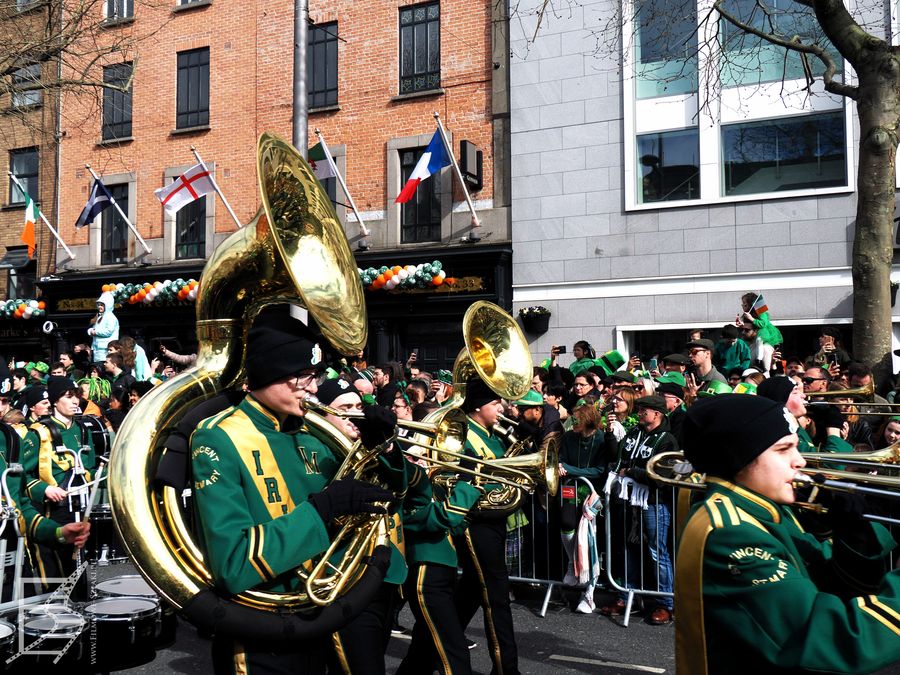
162, 163, 215, 261
174, 197, 206, 260
399, 146, 442, 244
308, 21, 338, 109
387, 133, 451, 246
621, 0, 854, 211
102, 62, 133, 141
10, 64, 42, 109
100, 182, 130, 265
176, 47, 210, 130
399, 1, 441, 95
9, 147, 38, 205
105, 0, 133, 20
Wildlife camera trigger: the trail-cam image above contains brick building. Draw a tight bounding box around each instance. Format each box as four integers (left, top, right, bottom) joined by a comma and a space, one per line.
30, 0, 511, 365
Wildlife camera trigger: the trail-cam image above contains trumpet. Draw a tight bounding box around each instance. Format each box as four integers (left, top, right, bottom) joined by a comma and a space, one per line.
645, 451, 900, 525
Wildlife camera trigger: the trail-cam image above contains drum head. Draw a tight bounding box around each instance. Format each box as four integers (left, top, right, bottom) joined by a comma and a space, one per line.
26, 603, 75, 618
83, 597, 158, 620
95, 575, 155, 598
0, 619, 14, 641
24, 612, 84, 637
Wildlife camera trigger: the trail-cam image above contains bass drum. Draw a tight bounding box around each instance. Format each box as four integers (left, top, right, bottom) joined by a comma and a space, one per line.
94, 574, 177, 648
81, 596, 159, 671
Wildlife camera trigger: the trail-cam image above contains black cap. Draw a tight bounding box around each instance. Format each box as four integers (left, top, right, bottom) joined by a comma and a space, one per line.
635, 395, 667, 414
686, 339, 715, 351
316, 378, 359, 406
683, 395, 798, 479
246, 308, 324, 390
757, 376, 796, 405
46, 376, 77, 405
24, 385, 48, 409
662, 353, 690, 365
721, 324, 739, 339
657, 382, 684, 400
462, 377, 499, 413
611, 371, 636, 384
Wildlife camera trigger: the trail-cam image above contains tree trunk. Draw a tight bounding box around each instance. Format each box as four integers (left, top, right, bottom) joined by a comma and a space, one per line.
851, 53, 900, 383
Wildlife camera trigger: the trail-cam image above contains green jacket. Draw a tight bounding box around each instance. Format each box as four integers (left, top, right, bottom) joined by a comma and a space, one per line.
21, 416, 96, 505
797, 426, 854, 455
191, 396, 340, 595
676, 478, 900, 674
0, 433, 60, 546
401, 463, 481, 567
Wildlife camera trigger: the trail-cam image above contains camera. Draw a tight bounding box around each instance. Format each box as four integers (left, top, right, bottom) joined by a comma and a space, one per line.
557, 345, 567, 355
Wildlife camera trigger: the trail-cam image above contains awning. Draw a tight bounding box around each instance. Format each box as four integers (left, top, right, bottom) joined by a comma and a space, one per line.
0, 245, 32, 270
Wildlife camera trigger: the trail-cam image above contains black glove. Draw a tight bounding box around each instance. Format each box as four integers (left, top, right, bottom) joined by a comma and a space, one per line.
812, 474, 876, 551
456, 457, 477, 484
806, 402, 844, 431
355, 405, 397, 449
308, 478, 393, 523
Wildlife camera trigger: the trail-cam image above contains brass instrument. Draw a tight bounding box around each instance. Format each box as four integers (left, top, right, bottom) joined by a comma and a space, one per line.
645, 451, 900, 524
109, 133, 381, 631
802, 442, 900, 473
806, 382, 875, 402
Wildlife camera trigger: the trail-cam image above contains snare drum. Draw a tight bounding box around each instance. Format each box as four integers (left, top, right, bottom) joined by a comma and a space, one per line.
94, 575, 177, 648
0, 620, 14, 670
19, 610, 86, 669
82, 597, 158, 671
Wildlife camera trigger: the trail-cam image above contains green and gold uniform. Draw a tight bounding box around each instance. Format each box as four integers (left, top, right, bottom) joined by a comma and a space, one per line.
398, 464, 482, 675
797, 426, 853, 455
454, 417, 520, 675
190, 395, 339, 596
676, 478, 900, 674
21, 415, 96, 583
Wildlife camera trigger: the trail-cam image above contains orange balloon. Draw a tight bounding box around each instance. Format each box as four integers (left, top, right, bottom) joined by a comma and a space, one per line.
384, 270, 393, 280
392, 266, 402, 275
37, 301, 45, 310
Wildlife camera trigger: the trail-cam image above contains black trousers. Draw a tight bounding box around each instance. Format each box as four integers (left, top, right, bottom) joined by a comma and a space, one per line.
397, 563, 472, 675
328, 582, 395, 675
454, 520, 520, 675
211, 633, 328, 675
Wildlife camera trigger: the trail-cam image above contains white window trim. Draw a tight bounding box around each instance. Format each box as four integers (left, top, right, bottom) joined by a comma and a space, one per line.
162, 163, 216, 262
105, 0, 134, 20
622, 0, 856, 211
89, 171, 136, 267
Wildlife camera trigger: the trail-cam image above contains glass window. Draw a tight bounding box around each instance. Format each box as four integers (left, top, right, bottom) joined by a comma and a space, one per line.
719, 0, 841, 87
106, 0, 133, 19
308, 22, 338, 108
175, 198, 205, 259
101, 184, 129, 265
634, 0, 697, 98
11, 64, 41, 108
176, 47, 210, 129
400, 147, 441, 243
722, 112, 847, 196
636, 129, 700, 203
9, 148, 38, 204
399, 2, 440, 94
102, 63, 133, 140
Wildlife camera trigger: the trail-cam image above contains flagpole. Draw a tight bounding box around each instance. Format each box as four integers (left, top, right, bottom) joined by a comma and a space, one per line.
191, 147, 243, 229
7, 172, 75, 263
315, 129, 369, 238
433, 112, 481, 233
85, 165, 152, 260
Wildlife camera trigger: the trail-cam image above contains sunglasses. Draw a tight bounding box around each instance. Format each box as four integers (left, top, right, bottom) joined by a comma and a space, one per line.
802, 376, 828, 384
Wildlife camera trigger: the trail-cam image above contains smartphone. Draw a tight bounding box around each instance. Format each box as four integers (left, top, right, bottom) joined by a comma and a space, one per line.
649, 358, 658, 371
557, 345, 567, 354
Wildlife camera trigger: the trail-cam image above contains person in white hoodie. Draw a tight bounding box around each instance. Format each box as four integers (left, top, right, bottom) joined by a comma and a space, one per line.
87, 291, 119, 363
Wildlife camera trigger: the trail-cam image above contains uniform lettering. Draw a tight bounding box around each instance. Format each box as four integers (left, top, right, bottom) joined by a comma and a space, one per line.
192, 446, 220, 463
252, 450, 264, 476
194, 468, 220, 491
730, 547, 773, 561
750, 560, 789, 586
297, 447, 320, 475
265, 477, 282, 503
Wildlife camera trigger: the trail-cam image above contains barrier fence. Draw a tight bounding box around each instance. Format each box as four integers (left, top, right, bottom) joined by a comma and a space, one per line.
506, 473, 898, 628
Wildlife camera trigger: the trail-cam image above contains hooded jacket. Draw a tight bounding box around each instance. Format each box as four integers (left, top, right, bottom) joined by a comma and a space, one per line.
90, 291, 119, 361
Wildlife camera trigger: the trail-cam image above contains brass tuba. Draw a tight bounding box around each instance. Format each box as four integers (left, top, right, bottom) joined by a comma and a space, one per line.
108, 133, 385, 640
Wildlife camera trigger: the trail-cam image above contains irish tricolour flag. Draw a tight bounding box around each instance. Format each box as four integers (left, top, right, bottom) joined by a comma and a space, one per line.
395, 129, 450, 204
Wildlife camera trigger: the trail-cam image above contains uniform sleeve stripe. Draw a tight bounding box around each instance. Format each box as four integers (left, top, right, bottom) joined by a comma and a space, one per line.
736, 508, 769, 535
707, 501, 724, 529
246, 526, 269, 581
718, 496, 741, 527
857, 596, 900, 636
445, 503, 469, 515
253, 525, 275, 580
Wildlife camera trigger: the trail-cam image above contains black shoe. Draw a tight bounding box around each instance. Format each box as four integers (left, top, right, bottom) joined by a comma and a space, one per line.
466, 639, 477, 650
391, 623, 408, 635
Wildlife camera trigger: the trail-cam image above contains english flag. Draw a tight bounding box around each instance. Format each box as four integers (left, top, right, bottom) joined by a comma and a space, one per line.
154, 163, 215, 214
395, 130, 450, 203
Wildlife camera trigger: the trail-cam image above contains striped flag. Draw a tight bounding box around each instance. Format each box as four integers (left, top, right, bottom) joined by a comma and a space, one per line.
21, 194, 37, 258
395, 129, 450, 204
154, 163, 215, 215
750, 293, 769, 318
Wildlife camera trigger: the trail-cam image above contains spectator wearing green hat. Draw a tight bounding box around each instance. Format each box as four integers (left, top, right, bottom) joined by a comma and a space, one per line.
698, 379, 734, 398
513, 389, 561, 447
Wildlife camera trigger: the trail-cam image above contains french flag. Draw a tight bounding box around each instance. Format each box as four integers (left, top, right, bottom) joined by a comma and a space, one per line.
395, 130, 451, 204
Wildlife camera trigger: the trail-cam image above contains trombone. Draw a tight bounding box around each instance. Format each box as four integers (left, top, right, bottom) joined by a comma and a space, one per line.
301, 396, 532, 491
806, 383, 900, 416
646, 451, 900, 525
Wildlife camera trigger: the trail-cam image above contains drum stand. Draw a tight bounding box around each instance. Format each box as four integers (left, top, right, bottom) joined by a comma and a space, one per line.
0, 464, 38, 602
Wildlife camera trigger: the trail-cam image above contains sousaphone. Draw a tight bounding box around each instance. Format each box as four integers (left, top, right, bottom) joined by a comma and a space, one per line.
108, 133, 383, 641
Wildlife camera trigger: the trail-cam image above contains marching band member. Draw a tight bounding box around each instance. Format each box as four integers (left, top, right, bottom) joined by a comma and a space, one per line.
190, 310, 392, 675
454, 377, 520, 675
21, 375, 96, 584
677, 394, 900, 674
